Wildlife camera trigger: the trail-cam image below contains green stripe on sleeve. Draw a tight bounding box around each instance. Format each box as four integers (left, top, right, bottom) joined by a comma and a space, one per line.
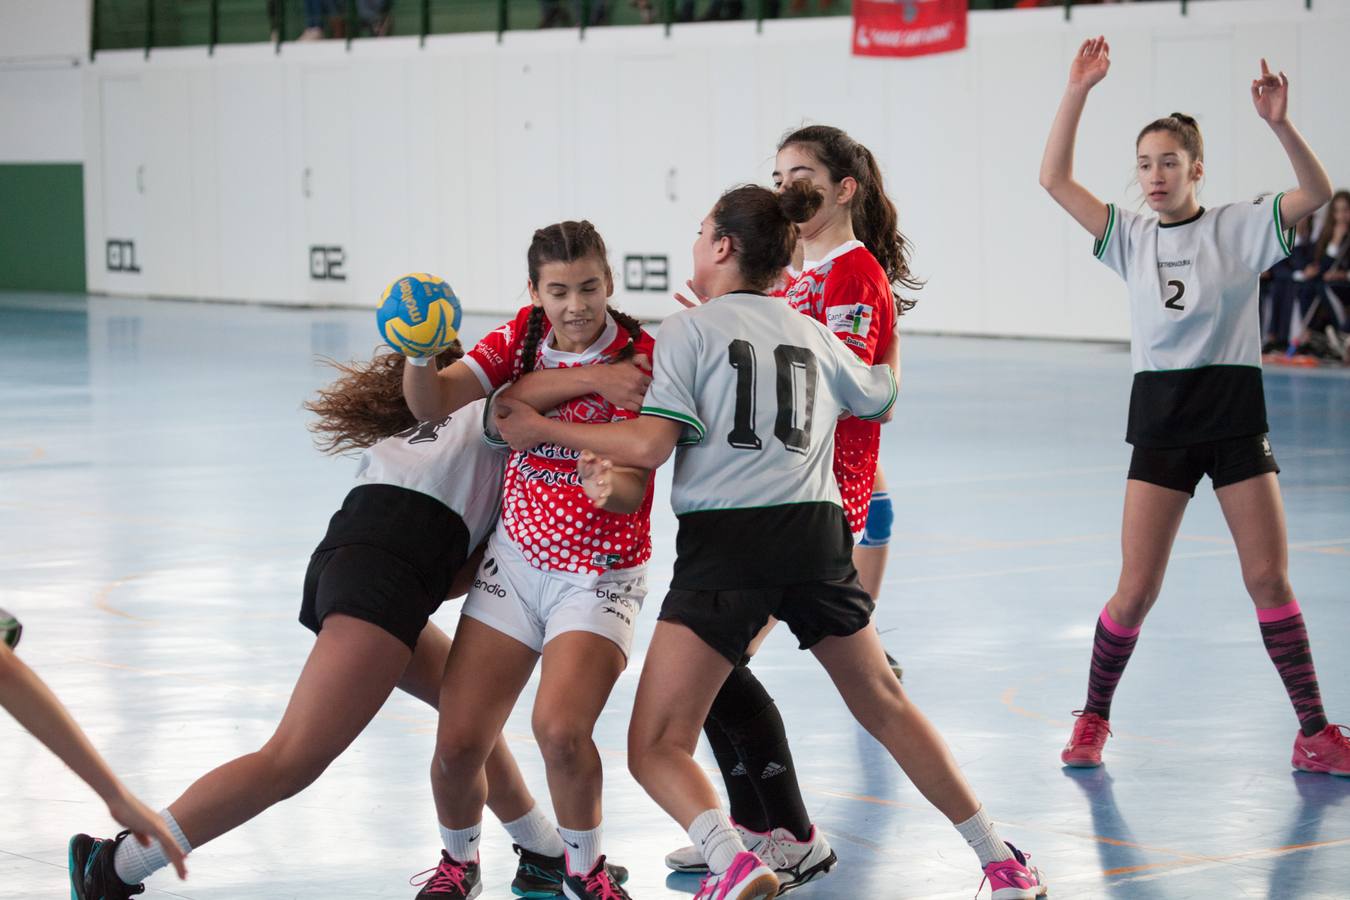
641, 406, 706, 442
857, 368, 898, 422
1273, 191, 1293, 257
1093, 204, 1117, 260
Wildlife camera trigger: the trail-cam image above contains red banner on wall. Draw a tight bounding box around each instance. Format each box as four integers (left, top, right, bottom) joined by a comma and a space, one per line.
852, 0, 968, 58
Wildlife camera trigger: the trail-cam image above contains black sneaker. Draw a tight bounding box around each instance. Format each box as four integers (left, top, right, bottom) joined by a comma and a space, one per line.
561, 855, 631, 900
410, 851, 482, 899
69, 831, 143, 900
512, 844, 630, 897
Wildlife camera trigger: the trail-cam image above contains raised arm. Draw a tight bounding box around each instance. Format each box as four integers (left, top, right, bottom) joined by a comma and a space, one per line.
1251, 59, 1333, 227
1039, 36, 1112, 240
0, 646, 188, 877
402, 358, 488, 420
493, 397, 683, 470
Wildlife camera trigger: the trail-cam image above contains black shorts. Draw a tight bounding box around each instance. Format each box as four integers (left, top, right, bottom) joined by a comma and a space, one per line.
657, 573, 875, 666
1127, 434, 1280, 497
299, 484, 471, 651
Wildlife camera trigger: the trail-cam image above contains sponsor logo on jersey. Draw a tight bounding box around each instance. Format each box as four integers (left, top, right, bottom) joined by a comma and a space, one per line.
591, 551, 624, 569
1157, 259, 1192, 269
513, 456, 584, 487
473, 577, 507, 598
826, 303, 872, 337
394, 416, 452, 444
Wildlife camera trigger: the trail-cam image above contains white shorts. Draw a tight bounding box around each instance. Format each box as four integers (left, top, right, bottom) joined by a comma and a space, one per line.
461, 531, 647, 659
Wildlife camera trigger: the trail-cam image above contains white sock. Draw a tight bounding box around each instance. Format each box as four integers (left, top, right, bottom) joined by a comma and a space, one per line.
954, 806, 1014, 867
439, 822, 482, 864
558, 823, 603, 876
113, 808, 191, 885
687, 808, 745, 875
502, 805, 566, 857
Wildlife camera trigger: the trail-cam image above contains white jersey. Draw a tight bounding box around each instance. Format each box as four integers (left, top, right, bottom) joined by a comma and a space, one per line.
1094, 193, 1292, 447
641, 292, 896, 589
355, 398, 505, 548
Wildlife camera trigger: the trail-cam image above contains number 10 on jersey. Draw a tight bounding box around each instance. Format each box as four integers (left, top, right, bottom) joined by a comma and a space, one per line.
727, 340, 818, 455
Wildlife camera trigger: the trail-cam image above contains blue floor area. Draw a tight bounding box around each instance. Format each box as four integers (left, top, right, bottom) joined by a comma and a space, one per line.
2, 291, 1348, 899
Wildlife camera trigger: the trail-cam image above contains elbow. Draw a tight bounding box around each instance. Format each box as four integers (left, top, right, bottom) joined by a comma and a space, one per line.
635, 439, 671, 471
1038, 171, 1063, 195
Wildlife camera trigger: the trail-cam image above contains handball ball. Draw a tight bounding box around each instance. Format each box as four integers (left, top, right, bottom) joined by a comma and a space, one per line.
376, 272, 462, 359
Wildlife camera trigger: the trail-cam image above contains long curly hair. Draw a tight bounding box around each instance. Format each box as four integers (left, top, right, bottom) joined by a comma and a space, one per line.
305, 343, 463, 455
778, 124, 920, 313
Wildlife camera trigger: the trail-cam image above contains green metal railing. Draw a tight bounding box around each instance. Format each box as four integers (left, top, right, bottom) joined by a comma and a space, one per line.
88, 0, 1317, 60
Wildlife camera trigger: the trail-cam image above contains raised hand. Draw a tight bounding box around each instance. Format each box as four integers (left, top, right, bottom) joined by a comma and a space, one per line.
106, 790, 188, 879
674, 279, 710, 309
1251, 58, 1288, 125
1068, 36, 1110, 91
577, 450, 614, 508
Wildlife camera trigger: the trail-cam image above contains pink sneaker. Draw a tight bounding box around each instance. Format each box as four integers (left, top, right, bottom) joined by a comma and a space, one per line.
693, 850, 779, 900
1292, 724, 1350, 776
978, 843, 1047, 899
1061, 710, 1111, 767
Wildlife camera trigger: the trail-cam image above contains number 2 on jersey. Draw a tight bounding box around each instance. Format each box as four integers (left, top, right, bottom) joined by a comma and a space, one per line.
1164, 279, 1185, 311
726, 340, 817, 455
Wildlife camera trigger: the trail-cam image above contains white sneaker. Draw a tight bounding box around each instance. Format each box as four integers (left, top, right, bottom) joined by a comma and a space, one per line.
665, 824, 836, 893
753, 825, 836, 894
298, 26, 324, 40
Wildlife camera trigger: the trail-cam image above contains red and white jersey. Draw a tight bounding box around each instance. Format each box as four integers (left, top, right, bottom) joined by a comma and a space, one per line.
783, 241, 896, 533
464, 305, 655, 582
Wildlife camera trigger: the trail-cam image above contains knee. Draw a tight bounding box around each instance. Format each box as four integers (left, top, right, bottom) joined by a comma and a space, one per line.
433, 733, 495, 782
1243, 563, 1292, 606
1110, 579, 1162, 623
255, 741, 331, 802
532, 715, 593, 772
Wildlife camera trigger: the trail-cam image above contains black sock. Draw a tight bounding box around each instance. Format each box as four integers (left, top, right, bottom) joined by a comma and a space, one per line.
702, 716, 765, 831
708, 664, 812, 841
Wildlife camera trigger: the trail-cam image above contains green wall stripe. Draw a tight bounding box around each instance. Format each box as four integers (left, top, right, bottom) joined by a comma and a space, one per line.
0, 164, 86, 293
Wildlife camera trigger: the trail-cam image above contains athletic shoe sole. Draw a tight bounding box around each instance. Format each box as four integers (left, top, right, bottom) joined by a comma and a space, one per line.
1060, 756, 1103, 768
1293, 760, 1350, 777
775, 848, 837, 894
729, 872, 781, 900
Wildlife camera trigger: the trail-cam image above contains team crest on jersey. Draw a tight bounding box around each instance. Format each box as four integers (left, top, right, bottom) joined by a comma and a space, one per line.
826, 303, 873, 337
394, 415, 452, 444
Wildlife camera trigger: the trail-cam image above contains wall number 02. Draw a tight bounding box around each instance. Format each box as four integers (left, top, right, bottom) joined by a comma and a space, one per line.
1164, 279, 1186, 311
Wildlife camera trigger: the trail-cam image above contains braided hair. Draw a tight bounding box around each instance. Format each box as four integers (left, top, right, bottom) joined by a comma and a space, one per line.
778, 125, 921, 313
521, 220, 642, 372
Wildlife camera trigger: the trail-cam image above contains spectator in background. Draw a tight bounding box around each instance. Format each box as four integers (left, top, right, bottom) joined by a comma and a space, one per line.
675, 0, 781, 20
299, 0, 335, 40
539, 0, 612, 27
1261, 215, 1314, 353
1289, 190, 1350, 360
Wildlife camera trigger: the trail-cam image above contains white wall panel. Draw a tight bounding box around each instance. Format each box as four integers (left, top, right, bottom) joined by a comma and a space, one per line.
74, 0, 1350, 344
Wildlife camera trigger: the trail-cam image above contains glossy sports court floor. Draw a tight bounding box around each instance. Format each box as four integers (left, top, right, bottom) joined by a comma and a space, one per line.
3, 292, 1348, 899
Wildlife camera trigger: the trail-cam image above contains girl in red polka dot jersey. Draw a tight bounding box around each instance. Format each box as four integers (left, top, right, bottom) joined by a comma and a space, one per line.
402, 221, 654, 900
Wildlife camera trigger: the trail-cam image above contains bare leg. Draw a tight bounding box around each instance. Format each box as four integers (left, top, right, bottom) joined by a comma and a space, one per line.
810, 623, 979, 823
431, 617, 538, 829
1105, 479, 1190, 628
1215, 473, 1295, 611
853, 467, 889, 603
531, 632, 626, 830
166, 615, 413, 846
627, 622, 735, 828
401, 622, 534, 822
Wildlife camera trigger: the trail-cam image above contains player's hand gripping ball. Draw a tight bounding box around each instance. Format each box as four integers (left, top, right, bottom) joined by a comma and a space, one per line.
376, 273, 462, 360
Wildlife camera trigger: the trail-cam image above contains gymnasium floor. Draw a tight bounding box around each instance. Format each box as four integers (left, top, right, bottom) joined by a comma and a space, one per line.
2, 291, 1348, 899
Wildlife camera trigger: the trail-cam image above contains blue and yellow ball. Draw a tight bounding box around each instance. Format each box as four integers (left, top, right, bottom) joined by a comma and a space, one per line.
376, 272, 462, 359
